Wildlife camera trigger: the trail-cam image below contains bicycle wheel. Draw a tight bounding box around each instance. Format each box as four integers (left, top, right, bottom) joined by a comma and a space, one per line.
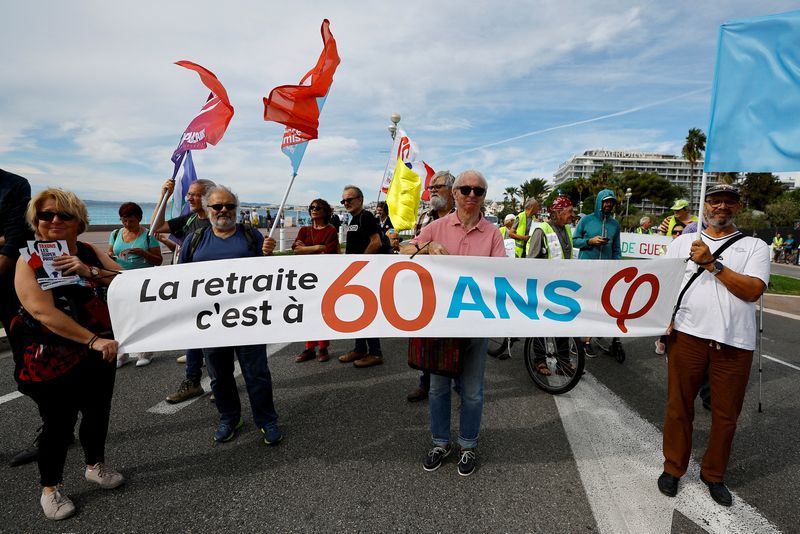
524, 337, 585, 394
487, 337, 509, 358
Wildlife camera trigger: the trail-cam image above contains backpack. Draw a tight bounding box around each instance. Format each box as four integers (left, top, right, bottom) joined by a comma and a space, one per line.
183, 223, 261, 262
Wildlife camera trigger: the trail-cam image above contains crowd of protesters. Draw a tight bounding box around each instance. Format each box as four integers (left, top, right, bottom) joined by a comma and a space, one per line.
0, 165, 774, 520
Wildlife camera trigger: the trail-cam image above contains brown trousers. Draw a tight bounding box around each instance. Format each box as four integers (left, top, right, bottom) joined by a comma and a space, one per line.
662, 330, 752, 483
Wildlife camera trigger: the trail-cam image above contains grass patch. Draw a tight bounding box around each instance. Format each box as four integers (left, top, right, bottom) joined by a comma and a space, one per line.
767, 274, 800, 296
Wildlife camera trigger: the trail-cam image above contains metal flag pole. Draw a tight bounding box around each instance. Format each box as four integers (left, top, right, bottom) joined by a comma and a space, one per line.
375, 112, 401, 205
148, 186, 172, 237
268, 172, 298, 240
695, 172, 708, 240
758, 294, 764, 413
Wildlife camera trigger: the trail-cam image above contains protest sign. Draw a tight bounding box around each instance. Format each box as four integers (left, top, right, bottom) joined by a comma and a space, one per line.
109, 255, 685, 353
19, 240, 80, 290
619, 232, 672, 259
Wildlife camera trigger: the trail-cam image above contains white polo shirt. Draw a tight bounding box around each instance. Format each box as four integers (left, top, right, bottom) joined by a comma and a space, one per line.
666, 230, 770, 350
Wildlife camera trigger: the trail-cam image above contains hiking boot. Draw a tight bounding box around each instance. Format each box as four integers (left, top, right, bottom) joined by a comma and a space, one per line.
457, 448, 477, 477
353, 355, 383, 368
338, 350, 366, 363
40, 486, 75, 520
214, 418, 244, 443
423, 444, 452, 472
85, 462, 125, 489
165, 379, 203, 404
317, 348, 330, 362
116, 353, 132, 369
407, 387, 428, 403
584, 342, 597, 358
261, 422, 283, 445
295, 349, 316, 363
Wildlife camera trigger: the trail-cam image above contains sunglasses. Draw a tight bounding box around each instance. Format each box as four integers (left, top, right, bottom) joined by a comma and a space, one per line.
208, 203, 237, 211
457, 186, 486, 197
672, 230, 683, 235
340, 197, 360, 205
309, 205, 323, 211
427, 184, 447, 192
37, 211, 75, 222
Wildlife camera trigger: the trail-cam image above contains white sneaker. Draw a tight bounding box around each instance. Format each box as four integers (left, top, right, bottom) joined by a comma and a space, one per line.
176, 355, 187, 364
40, 487, 75, 520
116, 354, 131, 369
654, 339, 666, 355
134, 353, 152, 367
85, 462, 125, 489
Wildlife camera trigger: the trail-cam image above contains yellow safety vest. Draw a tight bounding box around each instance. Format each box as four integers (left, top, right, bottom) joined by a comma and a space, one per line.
527, 222, 573, 259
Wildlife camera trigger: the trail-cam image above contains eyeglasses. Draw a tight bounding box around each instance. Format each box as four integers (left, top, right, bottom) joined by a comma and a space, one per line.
705, 198, 739, 208
37, 211, 75, 222
309, 205, 323, 211
427, 184, 447, 192
186, 193, 203, 199
340, 197, 360, 205
672, 230, 683, 235
208, 203, 237, 211
457, 186, 486, 197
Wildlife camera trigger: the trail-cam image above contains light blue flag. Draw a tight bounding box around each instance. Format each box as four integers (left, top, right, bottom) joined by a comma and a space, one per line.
705, 10, 800, 172
281, 95, 328, 176
169, 150, 198, 219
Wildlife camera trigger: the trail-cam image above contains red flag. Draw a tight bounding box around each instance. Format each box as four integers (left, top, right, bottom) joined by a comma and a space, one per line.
263, 19, 340, 141
419, 162, 436, 201
172, 61, 234, 165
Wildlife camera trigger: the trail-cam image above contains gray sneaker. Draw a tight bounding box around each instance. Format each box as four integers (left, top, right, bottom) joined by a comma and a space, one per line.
166, 379, 203, 404
85, 462, 124, 489
40, 486, 76, 520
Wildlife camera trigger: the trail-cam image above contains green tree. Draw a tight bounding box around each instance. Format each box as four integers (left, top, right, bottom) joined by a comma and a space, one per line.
519, 178, 551, 205
618, 170, 685, 208
682, 127, 706, 208
588, 163, 616, 195
716, 172, 740, 185
734, 209, 770, 231
503, 186, 520, 213
766, 198, 800, 227
740, 173, 784, 211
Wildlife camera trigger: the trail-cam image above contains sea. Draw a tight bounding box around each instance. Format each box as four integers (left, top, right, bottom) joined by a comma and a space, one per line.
84, 200, 159, 226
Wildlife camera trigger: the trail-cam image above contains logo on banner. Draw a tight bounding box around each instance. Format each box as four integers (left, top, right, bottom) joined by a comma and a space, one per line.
601, 267, 659, 333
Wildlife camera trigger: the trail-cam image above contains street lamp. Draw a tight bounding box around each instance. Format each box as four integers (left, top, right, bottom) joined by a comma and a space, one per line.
388, 112, 401, 140
624, 187, 632, 219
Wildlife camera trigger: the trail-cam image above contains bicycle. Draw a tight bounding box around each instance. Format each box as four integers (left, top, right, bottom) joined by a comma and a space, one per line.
488, 336, 585, 394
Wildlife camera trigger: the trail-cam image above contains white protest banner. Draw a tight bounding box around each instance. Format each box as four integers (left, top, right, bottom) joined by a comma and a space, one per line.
619, 232, 672, 259
108, 255, 685, 353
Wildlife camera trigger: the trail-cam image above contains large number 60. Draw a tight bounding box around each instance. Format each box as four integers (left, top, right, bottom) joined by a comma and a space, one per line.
321, 261, 436, 333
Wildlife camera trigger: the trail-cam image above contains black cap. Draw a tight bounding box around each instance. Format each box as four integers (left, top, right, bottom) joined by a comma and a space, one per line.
705, 183, 740, 198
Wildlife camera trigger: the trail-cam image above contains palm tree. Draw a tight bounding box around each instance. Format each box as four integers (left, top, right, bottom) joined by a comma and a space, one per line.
574, 177, 588, 212
589, 163, 615, 195
717, 172, 739, 185
682, 128, 707, 208
519, 178, 551, 205
504, 186, 520, 212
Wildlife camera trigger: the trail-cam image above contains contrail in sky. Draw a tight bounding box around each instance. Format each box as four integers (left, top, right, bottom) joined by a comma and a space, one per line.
453, 86, 710, 155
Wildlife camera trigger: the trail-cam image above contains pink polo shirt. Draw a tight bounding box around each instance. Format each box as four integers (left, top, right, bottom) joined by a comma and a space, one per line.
410, 211, 507, 257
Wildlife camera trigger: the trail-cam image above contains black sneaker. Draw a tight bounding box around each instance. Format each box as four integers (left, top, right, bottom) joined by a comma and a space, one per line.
584, 342, 597, 358
457, 448, 477, 476
423, 444, 452, 472
700, 473, 732, 506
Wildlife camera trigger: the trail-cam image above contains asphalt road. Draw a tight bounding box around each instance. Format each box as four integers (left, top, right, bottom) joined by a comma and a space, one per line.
1, 311, 798, 533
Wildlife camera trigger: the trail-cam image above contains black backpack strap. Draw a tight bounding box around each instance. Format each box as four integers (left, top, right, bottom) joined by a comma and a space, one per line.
184, 226, 208, 263
671, 233, 746, 323
237, 223, 261, 256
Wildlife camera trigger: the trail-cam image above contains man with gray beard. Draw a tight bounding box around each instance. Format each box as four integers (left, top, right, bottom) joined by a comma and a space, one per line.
407, 170, 455, 403
178, 185, 283, 445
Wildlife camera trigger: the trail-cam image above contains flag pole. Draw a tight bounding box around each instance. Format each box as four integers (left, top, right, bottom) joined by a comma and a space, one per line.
695, 171, 708, 240
149, 184, 173, 237
374, 156, 393, 205
268, 172, 298, 239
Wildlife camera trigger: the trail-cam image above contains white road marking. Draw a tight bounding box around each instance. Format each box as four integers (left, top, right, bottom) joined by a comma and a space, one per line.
762, 353, 800, 372
555, 373, 780, 534
147, 343, 290, 414
760, 307, 800, 321
0, 391, 23, 405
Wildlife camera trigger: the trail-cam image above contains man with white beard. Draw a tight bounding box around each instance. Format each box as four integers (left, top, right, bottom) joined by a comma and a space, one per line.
178, 185, 283, 446
406, 170, 456, 403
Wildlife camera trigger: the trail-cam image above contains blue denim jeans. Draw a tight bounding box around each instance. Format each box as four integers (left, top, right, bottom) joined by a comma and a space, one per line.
203, 344, 278, 428
429, 338, 488, 450
354, 338, 382, 356
185, 348, 204, 383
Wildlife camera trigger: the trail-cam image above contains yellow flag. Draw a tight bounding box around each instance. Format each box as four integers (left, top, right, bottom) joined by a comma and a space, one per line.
386, 158, 421, 231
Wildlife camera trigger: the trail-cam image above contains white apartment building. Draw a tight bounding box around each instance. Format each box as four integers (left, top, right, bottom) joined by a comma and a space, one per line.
554, 150, 717, 214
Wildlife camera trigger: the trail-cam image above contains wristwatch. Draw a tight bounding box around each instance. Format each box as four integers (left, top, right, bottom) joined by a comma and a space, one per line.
89, 266, 100, 278
710, 261, 724, 276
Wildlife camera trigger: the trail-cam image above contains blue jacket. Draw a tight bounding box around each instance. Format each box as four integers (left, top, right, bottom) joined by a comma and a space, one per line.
572, 189, 621, 259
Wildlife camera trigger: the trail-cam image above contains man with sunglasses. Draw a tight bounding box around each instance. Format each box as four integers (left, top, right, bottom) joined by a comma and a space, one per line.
338, 185, 385, 368
151, 177, 216, 403
658, 184, 769, 507
401, 170, 506, 477
177, 185, 282, 445
406, 171, 456, 403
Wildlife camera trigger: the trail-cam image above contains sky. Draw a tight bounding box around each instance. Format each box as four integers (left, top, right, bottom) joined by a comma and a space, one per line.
2, 0, 798, 206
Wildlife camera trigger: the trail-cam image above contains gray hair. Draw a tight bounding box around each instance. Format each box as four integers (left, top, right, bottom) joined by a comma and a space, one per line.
342, 185, 364, 198
524, 198, 539, 209
453, 170, 487, 189
203, 184, 239, 210
639, 216, 651, 226
431, 170, 456, 189
191, 178, 216, 193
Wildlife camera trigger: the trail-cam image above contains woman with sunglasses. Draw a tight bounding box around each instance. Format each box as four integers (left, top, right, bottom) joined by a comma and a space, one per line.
292, 199, 339, 362
12, 188, 124, 520
107, 201, 162, 368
